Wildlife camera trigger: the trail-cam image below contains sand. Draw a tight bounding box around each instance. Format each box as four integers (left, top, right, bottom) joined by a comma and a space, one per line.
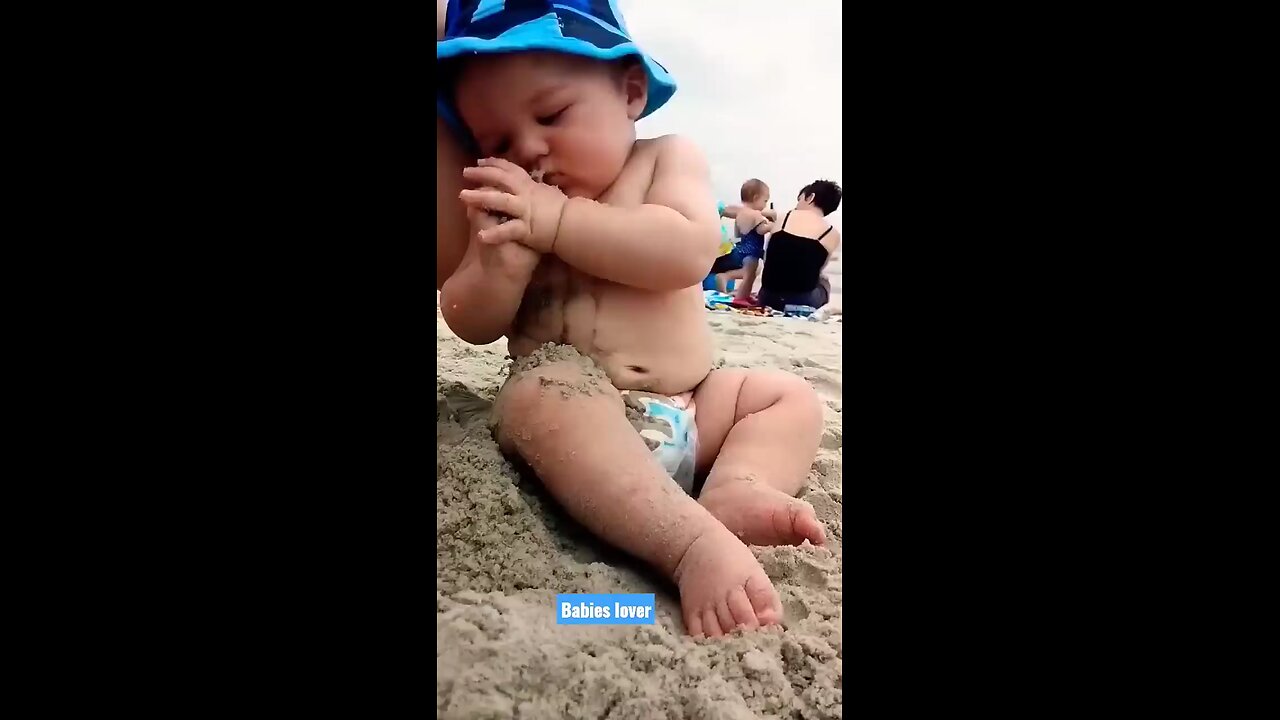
437, 299, 843, 719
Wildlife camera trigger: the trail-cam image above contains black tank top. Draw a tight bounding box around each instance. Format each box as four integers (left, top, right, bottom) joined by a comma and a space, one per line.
761, 212, 832, 294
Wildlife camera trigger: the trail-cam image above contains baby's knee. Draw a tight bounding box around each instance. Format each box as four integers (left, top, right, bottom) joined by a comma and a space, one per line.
749, 368, 815, 394
494, 357, 621, 445
497, 360, 577, 423
751, 370, 822, 418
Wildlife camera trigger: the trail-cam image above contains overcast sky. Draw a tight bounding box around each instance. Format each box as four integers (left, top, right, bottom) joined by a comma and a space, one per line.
618, 0, 843, 228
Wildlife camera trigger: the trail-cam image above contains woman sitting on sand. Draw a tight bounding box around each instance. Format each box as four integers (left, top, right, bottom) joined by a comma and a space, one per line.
754, 179, 842, 312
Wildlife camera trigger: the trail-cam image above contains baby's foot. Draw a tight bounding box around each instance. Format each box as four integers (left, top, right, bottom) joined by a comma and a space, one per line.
699, 480, 827, 547
673, 524, 782, 637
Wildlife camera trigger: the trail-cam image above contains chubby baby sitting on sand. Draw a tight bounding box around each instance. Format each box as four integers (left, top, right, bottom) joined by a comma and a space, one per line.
438, 2, 825, 637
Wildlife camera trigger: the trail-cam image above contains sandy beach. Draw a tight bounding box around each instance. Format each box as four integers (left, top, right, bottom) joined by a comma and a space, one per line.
437, 286, 843, 718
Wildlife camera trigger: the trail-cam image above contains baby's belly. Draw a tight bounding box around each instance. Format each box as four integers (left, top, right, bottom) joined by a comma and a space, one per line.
509, 263, 714, 395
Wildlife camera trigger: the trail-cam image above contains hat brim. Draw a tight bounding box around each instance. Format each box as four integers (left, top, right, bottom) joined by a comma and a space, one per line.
437, 11, 676, 148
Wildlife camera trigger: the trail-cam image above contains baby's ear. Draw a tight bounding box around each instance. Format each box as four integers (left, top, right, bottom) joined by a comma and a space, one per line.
620, 61, 649, 120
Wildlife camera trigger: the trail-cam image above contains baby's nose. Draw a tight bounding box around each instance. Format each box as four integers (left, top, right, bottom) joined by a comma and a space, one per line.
512, 133, 549, 170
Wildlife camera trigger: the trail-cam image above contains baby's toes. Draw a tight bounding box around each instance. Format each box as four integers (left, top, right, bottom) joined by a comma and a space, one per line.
715, 598, 739, 634
792, 502, 827, 545
701, 606, 725, 637
685, 606, 704, 637
746, 573, 783, 626
728, 586, 761, 630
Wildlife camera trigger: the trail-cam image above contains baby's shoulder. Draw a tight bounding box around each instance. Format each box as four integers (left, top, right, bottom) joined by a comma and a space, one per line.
631, 134, 704, 164
629, 135, 710, 189
602, 135, 698, 204
601, 135, 710, 209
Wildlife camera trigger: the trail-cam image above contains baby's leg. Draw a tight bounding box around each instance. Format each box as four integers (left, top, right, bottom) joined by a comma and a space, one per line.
495, 352, 783, 636
715, 269, 745, 293
733, 258, 761, 301
693, 369, 826, 546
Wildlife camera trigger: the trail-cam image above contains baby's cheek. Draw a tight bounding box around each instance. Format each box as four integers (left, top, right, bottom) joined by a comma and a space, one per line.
576, 135, 625, 182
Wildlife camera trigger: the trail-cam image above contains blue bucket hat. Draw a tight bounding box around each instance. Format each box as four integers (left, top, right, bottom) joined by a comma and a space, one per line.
437, 0, 677, 148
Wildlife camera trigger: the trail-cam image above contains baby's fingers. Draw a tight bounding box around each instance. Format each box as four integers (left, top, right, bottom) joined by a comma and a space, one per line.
478, 218, 529, 245
466, 203, 501, 228
460, 188, 525, 219
477, 156, 527, 176
462, 165, 519, 193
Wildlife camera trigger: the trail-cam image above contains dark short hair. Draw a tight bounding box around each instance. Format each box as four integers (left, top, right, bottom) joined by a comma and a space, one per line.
740, 178, 769, 202
799, 179, 842, 215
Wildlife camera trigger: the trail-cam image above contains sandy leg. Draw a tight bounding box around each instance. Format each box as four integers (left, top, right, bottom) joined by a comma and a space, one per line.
494, 348, 782, 636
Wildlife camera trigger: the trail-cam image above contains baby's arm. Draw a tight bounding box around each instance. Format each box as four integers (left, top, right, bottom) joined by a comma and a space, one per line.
735, 209, 773, 235
720, 206, 775, 222
551, 135, 721, 290
439, 203, 539, 345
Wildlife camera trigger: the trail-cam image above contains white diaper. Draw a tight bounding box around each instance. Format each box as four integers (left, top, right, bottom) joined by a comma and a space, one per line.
621, 391, 699, 495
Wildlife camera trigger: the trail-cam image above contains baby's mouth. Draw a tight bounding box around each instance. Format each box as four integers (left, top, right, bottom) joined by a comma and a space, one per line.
530, 168, 564, 190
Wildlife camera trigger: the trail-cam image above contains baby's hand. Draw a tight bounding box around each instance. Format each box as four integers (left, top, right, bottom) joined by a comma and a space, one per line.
467, 190, 541, 278
460, 158, 568, 253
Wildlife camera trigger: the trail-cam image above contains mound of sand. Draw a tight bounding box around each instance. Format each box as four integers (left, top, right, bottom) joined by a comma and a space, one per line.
437, 303, 843, 719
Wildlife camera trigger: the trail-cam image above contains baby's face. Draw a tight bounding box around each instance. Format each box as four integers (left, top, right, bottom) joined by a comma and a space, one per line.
747, 193, 770, 211
454, 52, 648, 199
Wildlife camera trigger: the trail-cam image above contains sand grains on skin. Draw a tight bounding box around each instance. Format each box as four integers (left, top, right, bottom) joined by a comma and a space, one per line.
437, 303, 842, 718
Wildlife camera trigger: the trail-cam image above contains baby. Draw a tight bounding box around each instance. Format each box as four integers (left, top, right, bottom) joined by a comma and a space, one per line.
712, 179, 776, 297
438, 1, 825, 637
